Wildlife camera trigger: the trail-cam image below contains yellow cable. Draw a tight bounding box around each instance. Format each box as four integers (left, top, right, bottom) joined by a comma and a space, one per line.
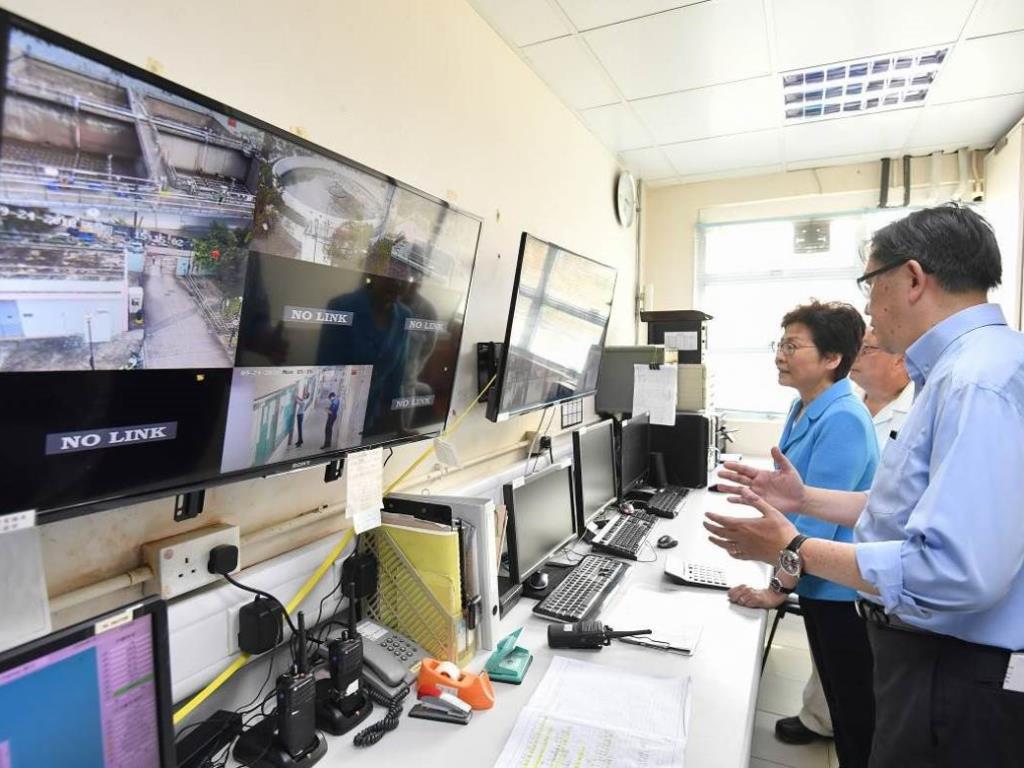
173, 377, 495, 726
172, 528, 354, 725
385, 373, 496, 493
173, 654, 251, 725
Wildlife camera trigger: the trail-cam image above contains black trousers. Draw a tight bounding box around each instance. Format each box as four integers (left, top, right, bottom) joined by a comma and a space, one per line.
867, 622, 1024, 768
800, 598, 875, 768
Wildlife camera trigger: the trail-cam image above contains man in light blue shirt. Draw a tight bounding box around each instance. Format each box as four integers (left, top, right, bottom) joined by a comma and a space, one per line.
706, 204, 1024, 767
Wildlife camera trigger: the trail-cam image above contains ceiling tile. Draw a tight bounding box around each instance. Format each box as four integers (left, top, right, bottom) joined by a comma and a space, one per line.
631, 76, 780, 145
967, 0, 1024, 38
521, 36, 620, 109
782, 108, 919, 163
928, 31, 1024, 104
468, 0, 573, 46
584, 0, 771, 100
556, 0, 703, 31
579, 103, 653, 151
908, 93, 1024, 150
772, 0, 974, 71
662, 129, 781, 176
618, 147, 677, 180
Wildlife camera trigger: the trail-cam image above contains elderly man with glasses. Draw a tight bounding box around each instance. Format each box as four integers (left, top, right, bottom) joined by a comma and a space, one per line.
707, 204, 1024, 767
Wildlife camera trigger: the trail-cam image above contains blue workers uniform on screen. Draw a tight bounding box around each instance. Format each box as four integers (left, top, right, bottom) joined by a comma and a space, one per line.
780, 377, 879, 600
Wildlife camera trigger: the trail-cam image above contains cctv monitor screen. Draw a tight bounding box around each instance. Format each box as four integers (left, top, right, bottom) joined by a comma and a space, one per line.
572, 419, 617, 528
619, 412, 650, 496
0, 14, 480, 518
503, 463, 577, 583
0, 597, 174, 767
489, 232, 616, 422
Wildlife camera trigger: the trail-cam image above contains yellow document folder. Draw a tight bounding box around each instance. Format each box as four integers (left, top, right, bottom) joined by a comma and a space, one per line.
381, 522, 462, 618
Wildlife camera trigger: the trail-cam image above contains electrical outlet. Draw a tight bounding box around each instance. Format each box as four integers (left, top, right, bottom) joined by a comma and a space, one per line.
142, 524, 240, 599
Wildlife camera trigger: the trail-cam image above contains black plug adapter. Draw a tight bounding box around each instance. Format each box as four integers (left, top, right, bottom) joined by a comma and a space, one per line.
207, 544, 239, 575
341, 552, 378, 599
238, 596, 283, 655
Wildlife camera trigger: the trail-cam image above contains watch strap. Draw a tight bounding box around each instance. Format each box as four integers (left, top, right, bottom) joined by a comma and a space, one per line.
769, 575, 794, 595
785, 534, 809, 554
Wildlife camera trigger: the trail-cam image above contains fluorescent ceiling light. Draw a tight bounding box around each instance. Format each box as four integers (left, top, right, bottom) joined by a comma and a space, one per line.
782, 47, 949, 122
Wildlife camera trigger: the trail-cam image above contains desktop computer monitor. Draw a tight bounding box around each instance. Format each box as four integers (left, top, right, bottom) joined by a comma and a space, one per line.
571, 419, 617, 530
502, 462, 577, 586
0, 596, 175, 767
619, 412, 650, 497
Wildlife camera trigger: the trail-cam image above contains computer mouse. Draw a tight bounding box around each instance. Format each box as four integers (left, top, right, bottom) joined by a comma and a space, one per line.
526, 571, 549, 590
656, 535, 678, 550
620, 501, 636, 515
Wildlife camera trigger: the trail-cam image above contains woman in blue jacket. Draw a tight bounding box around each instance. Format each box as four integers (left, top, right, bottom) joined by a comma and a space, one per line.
728, 301, 878, 768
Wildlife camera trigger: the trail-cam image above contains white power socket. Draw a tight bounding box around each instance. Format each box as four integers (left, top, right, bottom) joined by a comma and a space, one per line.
142, 523, 240, 599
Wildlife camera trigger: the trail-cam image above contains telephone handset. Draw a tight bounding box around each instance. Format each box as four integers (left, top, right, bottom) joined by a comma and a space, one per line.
357, 619, 425, 700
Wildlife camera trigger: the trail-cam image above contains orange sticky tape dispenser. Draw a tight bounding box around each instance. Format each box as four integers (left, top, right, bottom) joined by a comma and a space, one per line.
417, 658, 495, 710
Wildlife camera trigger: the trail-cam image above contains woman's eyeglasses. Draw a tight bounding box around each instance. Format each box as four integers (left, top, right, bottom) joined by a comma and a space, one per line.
770, 340, 817, 357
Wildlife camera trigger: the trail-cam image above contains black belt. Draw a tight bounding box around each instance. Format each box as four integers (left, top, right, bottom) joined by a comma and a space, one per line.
856, 598, 929, 635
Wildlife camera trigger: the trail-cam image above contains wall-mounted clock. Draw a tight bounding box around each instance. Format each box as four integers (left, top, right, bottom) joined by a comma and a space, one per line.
616, 171, 636, 227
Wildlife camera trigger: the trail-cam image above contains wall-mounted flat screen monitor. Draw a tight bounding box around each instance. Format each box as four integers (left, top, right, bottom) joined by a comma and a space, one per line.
487, 233, 616, 422
0, 12, 481, 520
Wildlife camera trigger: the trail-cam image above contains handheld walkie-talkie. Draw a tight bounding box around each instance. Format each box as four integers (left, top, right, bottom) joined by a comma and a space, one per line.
547, 620, 652, 650
276, 611, 317, 757
330, 582, 366, 714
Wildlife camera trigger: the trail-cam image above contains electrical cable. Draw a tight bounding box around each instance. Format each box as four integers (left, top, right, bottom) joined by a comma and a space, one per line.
174, 373, 496, 726
172, 529, 356, 725
222, 573, 300, 638
353, 685, 409, 747
525, 406, 555, 477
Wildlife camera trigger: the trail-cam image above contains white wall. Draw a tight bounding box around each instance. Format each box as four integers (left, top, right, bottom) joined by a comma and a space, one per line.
639, 152, 1002, 456
7, 0, 637, 623
985, 119, 1024, 330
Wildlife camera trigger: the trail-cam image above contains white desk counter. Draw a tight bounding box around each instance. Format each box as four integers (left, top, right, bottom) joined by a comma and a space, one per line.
241, 483, 769, 767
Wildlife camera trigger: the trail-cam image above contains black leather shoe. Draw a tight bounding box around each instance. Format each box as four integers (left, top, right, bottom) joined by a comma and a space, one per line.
774, 715, 828, 744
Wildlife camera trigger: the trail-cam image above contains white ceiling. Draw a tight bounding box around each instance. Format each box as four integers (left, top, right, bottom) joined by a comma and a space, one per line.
468, 0, 1024, 185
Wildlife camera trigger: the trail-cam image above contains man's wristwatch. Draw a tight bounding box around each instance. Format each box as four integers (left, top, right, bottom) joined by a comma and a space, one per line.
769, 572, 795, 595
778, 534, 810, 578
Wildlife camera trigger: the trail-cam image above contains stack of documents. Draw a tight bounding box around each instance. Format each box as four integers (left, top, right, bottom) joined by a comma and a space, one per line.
494, 656, 691, 768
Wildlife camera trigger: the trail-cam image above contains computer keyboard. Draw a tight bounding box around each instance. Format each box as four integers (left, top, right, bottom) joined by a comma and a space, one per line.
590, 511, 655, 560
533, 554, 630, 622
648, 486, 690, 518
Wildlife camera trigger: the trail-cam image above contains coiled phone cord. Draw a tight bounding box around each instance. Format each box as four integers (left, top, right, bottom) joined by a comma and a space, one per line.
352, 684, 409, 747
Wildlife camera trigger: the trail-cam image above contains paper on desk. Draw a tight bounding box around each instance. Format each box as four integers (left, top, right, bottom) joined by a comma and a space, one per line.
603, 585, 703, 654
633, 363, 678, 426
494, 656, 691, 768
664, 331, 698, 351
345, 447, 383, 533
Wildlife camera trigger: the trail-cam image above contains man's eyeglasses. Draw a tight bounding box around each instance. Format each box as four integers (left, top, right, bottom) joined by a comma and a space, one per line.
857, 344, 882, 357
771, 340, 817, 357
856, 258, 909, 298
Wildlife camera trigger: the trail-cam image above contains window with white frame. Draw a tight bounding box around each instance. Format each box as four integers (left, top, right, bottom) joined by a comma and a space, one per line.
696, 209, 915, 418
